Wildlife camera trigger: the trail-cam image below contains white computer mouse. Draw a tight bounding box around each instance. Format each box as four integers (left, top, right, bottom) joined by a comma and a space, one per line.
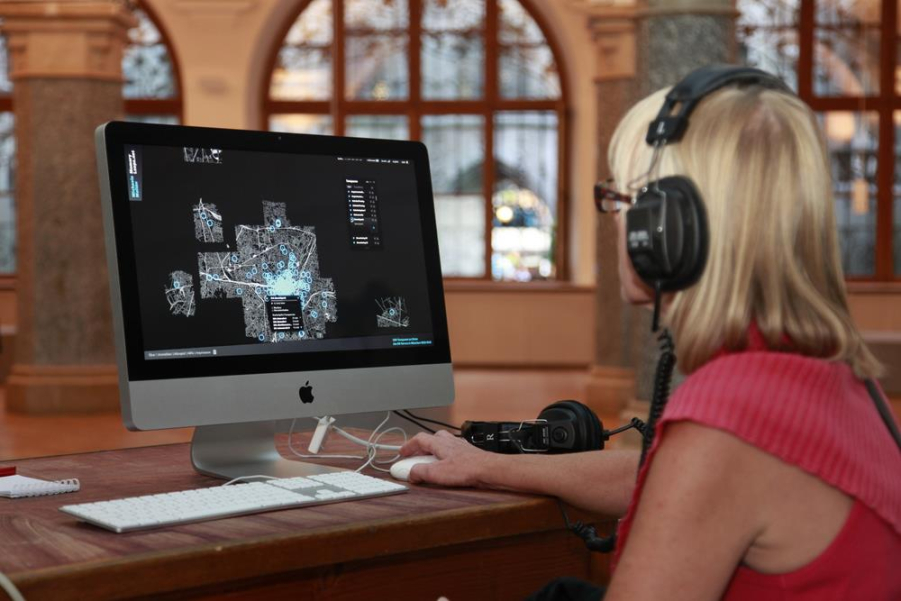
390, 455, 439, 482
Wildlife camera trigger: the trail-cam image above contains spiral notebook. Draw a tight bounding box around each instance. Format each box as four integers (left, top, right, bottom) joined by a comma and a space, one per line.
0, 475, 80, 499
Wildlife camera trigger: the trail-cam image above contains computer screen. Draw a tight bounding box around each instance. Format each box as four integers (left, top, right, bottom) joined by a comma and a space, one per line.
127, 144, 435, 361
97, 122, 453, 432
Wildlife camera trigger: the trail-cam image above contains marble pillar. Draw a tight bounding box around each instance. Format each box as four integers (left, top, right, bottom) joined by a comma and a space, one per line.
570, 0, 736, 438
627, 0, 736, 422
573, 5, 645, 416
637, 0, 737, 98
0, 1, 136, 413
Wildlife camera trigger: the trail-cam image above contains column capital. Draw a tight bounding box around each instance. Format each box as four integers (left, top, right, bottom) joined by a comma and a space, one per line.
638, 0, 738, 18
569, 1, 639, 82
0, 1, 137, 82
564, 0, 637, 14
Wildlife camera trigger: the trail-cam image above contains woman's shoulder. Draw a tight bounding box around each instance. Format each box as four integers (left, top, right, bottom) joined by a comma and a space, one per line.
666, 349, 853, 424
661, 348, 901, 538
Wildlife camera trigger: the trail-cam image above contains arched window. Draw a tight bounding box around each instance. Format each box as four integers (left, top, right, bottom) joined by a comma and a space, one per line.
739, 0, 900, 281
265, 0, 567, 281
0, 33, 14, 274
0, 6, 181, 275
123, 4, 182, 124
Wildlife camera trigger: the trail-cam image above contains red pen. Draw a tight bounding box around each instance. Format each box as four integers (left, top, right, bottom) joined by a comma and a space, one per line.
0, 466, 16, 477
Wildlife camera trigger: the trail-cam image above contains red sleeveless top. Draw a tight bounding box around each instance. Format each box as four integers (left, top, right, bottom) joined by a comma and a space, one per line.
613, 338, 901, 600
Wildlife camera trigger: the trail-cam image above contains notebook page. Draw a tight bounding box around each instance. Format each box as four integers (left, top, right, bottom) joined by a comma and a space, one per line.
0, 475, 80, 498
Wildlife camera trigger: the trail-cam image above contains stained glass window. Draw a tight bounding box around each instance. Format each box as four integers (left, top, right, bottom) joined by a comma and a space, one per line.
345, 0, 410, 100
424, 114, 486, 277
265, 0, 564, 281
0, 111, 16, 273
123, 8, 177, 100
813, 0, 880, 97
739, 0, 901, 281
0, 32, 11, 95
737, 0, 799, 91
0, 6, 181, 275
498, 0, 560, 99
821, 111, 878, 276
422, 0, 485, 100
0, 34, 13, 274
270, 0, 333, 101
123, 5, 181, 124
492, 112, 557, 280
0, 112, 13, 274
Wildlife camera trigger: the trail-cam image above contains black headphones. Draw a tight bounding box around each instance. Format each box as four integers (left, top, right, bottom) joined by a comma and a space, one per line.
625, 65, 793, 313
461, 400, 643, 454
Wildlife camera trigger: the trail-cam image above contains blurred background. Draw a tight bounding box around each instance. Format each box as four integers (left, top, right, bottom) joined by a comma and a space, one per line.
0, 0, 898, 458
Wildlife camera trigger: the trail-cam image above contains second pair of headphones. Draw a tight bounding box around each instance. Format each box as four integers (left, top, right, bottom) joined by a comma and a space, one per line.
625, 65, 793, 316
461, 400, 643, 454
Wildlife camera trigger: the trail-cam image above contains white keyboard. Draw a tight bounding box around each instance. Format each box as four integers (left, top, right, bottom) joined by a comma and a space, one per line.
60, 472, 407, 533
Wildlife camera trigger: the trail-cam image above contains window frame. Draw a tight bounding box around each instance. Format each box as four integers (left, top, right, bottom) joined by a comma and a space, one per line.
261, 0, 571, 282
123, 1, 184, 123
0, 3, 182, 280
745, 0, 900, 281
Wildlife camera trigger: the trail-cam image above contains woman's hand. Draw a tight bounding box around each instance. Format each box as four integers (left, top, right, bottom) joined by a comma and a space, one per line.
398, 430, 498, 487
400, 432, 641, 516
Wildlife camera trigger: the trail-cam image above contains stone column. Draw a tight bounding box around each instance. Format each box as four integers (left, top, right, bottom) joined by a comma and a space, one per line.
565, 2, 643, 417
636, 0, 737, 98
0, 1, 136, 413
623, 0, 737, 434
568, 0, 736, 443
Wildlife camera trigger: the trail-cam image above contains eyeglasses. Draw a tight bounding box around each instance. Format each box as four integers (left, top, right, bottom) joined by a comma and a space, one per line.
594, 179, 635, 213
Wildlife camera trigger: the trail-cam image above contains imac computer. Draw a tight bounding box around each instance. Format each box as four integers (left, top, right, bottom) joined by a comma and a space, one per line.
95, 121, 454, 480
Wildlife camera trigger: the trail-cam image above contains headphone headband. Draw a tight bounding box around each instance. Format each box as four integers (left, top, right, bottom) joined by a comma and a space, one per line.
646, 64, 793, 146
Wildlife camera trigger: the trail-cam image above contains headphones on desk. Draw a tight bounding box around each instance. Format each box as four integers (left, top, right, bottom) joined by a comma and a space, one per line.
461, 400, 646, 454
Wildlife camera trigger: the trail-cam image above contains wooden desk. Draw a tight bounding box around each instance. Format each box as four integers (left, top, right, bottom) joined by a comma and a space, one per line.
0, 436, 613, 600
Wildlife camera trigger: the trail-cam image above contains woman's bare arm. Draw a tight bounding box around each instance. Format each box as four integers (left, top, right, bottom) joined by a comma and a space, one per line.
399, 430, 640, 517
605, 422, 768, 601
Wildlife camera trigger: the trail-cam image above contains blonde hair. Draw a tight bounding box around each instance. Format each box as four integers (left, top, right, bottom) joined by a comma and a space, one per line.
609, 85, 882, 379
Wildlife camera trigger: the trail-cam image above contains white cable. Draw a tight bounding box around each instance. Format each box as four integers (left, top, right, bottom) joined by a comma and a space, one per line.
287, 418, 365, 460
367, 426, 407, 473
0, 570, 25, 601
285, 414, 409, 473
354, 413, 395, 472
333, 425, 402, 451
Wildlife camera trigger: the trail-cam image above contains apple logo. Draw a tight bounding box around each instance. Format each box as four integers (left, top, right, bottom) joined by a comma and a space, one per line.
299, 381, 314, 404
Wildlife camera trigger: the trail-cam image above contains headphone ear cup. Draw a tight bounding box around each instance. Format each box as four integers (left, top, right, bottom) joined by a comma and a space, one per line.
626, 176, 709, 292
664, 176, 708, 291
538, 400, 604, 452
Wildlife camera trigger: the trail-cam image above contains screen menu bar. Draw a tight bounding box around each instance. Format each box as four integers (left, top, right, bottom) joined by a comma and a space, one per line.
345, 178, 382, 249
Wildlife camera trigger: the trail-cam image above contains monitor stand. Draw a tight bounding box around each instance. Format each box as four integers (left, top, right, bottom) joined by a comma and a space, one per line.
191, 421, 346, 480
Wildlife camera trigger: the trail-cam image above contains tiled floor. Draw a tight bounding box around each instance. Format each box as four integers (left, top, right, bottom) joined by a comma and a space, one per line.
0, 368, 598, 461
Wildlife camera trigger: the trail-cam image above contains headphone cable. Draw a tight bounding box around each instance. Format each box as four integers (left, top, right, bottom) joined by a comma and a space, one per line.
401, 410, 462, 432
652, 281, 663, 333
392, 410, 436, 434
602, 417, 648, 441
563, 329, 676, 554
558, 499, 617, 554
640, 329, 676, 467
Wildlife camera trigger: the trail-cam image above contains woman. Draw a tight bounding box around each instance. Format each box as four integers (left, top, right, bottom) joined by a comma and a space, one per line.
399, 69, 901, 600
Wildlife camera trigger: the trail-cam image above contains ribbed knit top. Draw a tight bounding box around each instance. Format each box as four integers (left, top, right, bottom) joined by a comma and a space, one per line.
614, 335, 901, 599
